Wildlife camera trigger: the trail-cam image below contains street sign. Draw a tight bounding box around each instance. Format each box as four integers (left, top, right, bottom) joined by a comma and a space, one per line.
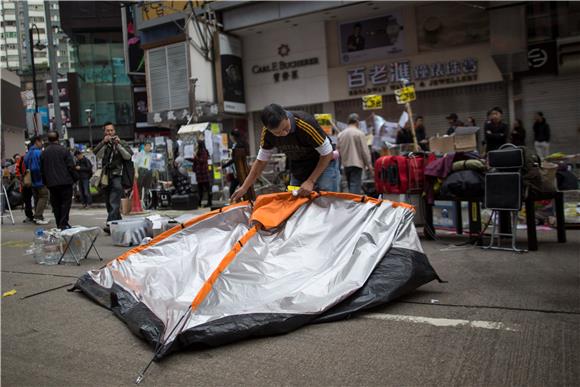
394, 85, 416, 104
362, 95, 383, 110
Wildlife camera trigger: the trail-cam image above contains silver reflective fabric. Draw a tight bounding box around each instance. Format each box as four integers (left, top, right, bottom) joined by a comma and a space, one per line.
89, 196, 421, 345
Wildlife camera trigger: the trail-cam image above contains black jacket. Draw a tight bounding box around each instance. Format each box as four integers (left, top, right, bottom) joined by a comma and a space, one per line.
76, 157, 93, 180
41, 143, 77, 187
533, 120, 551, 142
483, 120, 509, 152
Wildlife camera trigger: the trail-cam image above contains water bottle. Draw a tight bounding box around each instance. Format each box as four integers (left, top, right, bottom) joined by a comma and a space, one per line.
43, 232, 61, 265
32, 228, 46, 264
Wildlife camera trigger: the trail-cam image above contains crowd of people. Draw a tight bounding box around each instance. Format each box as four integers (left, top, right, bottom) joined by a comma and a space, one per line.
1, 104, 556, 229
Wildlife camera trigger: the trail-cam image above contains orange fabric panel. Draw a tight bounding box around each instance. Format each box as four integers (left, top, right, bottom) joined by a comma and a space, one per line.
191, 225, 259, 310
250, 192, 311, 229
113, 201, 250, 263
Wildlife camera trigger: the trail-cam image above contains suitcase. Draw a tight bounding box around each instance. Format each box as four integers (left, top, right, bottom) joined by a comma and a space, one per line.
374, 153, 435, 194
171, 193, 199, 211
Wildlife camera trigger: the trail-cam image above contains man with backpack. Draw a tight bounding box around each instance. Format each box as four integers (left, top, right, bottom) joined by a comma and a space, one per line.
93, 122, 133, 232
23, 136, 49, 225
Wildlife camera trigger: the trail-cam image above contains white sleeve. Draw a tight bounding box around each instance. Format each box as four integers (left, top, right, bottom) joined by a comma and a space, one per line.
257, 147, 274, 161
315, 138, 333, 156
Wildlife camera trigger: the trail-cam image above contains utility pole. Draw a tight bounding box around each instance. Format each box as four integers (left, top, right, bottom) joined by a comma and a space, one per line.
44, 1, 62, 136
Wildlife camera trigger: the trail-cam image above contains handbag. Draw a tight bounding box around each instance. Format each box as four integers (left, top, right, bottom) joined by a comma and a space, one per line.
100, 171, 109, 188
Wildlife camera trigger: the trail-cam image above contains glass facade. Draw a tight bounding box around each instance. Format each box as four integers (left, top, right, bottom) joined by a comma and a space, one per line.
75, 42, 133, 126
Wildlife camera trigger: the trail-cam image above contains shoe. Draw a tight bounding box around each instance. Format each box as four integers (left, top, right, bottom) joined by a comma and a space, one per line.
103, 226, 111, 235
82, 204, 88, 209
34, 219, 49, 225
23, 218, 35, 224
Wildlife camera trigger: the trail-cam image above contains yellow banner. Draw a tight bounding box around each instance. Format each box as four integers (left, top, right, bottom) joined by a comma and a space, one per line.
314, 113, 333, 135
362, 95, 383, 110
394, 85, 416, 104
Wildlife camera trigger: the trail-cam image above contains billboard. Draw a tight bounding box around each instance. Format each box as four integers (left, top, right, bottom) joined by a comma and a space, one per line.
338, 12, 405, 65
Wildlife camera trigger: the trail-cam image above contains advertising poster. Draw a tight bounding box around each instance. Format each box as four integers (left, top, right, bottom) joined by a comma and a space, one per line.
339, 12, 405, 64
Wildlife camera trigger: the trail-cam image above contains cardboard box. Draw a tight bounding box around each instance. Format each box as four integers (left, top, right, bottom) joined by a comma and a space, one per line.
454, 134, 477, 152
429, 136, 454, 155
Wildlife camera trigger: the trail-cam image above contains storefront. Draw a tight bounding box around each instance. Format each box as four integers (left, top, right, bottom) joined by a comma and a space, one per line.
328, 43, 506, 137
240, 21, 331, 153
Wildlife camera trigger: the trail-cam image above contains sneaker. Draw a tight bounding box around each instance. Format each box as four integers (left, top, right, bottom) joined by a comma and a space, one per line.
23, 218, 35, 224
34, 219, 49, 225
102, 226, 111, 235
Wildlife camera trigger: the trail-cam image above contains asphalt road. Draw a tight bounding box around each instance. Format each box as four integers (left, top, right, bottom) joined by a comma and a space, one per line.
1, 206, 579, 386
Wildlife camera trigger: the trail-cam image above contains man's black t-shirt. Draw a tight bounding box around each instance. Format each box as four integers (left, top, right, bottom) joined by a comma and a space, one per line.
260, 111, 329, 182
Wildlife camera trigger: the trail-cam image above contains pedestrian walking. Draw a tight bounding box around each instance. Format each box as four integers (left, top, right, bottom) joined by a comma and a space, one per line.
337, 113, 373, 194
41, 131, 77, 230
23, 136, 49, 225
231, 104, 338, 201
74, 150, 93, 208
93, 122, 133, 232
533, 112, 551, 159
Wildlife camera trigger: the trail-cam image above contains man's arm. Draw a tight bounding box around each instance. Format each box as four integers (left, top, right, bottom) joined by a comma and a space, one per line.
359, 133, 373, 170
117, 141, 133, 161
93, 140, 106, 155
298, 153, 333, 196
230, 159, 268, 202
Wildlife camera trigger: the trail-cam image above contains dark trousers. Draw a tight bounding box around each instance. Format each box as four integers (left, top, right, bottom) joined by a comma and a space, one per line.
344, 166, 363, 194
48, 184, 73, 229
22, 186, 34, 220
78, 178, 92, 205
105, 176, 123, 222
198, 182, 212, 207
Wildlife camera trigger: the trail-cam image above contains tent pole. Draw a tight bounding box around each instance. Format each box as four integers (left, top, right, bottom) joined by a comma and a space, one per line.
135, 306, 193, 384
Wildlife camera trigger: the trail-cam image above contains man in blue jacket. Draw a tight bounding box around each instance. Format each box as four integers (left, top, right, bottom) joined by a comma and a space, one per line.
23, 136, 49, 225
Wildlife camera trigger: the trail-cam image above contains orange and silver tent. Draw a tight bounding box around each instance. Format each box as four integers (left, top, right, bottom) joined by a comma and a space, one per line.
74, 192, 440, 360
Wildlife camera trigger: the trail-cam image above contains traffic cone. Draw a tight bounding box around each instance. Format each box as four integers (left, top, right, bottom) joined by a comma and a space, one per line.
131, 178, 144, 213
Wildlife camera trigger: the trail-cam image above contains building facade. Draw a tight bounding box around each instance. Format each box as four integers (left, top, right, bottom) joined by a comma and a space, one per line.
213, 1, 580, 155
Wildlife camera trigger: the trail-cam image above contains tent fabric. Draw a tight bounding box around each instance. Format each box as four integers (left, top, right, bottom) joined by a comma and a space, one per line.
74, 192, 439, 359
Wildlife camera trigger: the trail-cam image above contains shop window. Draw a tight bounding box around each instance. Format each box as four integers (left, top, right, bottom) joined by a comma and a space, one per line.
147, 42, 188, 112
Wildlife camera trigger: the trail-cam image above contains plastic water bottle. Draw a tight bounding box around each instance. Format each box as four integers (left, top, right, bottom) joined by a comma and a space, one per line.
42, 232, 61, 265
32, 228, 46, 264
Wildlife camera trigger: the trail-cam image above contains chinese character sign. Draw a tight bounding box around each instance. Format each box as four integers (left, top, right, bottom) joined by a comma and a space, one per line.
347, 57, 479, 89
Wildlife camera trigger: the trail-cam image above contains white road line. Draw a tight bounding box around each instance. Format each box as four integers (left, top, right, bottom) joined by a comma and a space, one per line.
361, 313, 517, 331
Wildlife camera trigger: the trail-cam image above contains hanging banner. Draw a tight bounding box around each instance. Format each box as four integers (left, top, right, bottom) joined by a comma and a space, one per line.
362, 95, 383, 110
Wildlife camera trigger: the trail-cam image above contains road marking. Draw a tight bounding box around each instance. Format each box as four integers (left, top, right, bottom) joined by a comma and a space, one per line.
361, 313, 517, 331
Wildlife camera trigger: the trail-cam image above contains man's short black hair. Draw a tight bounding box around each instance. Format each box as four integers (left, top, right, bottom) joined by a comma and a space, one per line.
47, 131, 59, 142
31, 135, 42, 144
261, 104, 287, 130
354, 23, 362, 29
74, 150, 82, 156
536, 111, 544, 117
490, 106, 503, 114
103, 121, 114, 128
416, 115, 423, 120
